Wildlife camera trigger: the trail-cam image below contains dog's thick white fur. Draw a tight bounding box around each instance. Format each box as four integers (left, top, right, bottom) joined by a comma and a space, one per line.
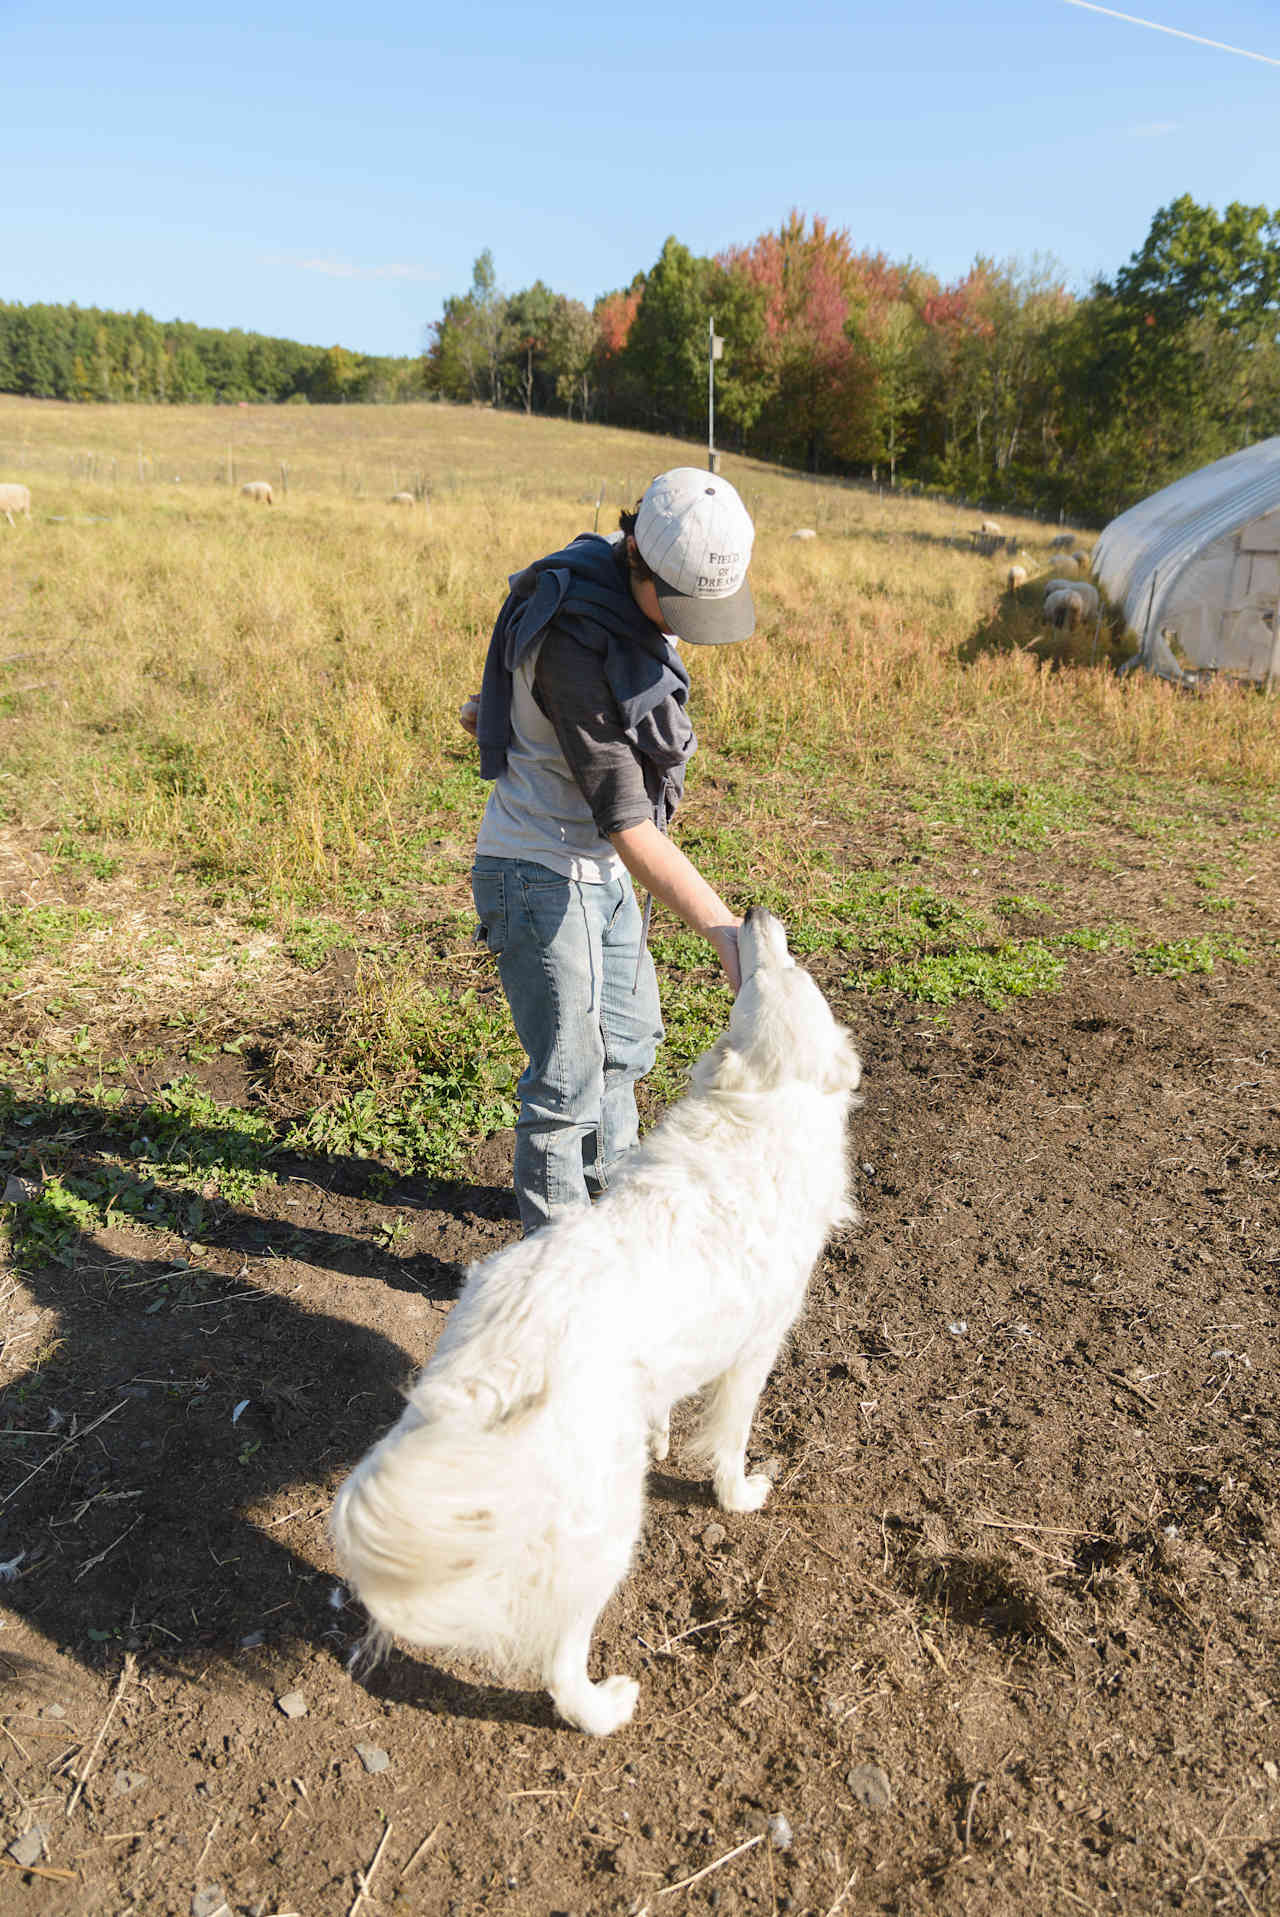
329, 908, 861, 1735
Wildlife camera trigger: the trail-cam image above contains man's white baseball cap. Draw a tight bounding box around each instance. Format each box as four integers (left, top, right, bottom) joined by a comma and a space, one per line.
633, 467, 756, 645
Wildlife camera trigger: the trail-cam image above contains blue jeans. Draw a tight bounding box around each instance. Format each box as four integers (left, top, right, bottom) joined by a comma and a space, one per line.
472, 857, 664, 1233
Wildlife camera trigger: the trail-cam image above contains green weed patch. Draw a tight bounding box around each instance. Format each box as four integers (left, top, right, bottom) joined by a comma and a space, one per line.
285, 915, 358, 971
850, 939, 1066, 1008
786, 876, 992, 961
1135, 934, 1249, 977
287, 986, 520, 1175
0, 904, 106, 982
906, 775, 1095, 852
0, 1076, 279, 1269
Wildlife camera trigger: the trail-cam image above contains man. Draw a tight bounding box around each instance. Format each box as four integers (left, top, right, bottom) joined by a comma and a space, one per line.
462, 467, 755, 1232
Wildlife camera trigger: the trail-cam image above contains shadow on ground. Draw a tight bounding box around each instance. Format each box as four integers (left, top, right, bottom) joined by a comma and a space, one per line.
0, 1085, 520, 1694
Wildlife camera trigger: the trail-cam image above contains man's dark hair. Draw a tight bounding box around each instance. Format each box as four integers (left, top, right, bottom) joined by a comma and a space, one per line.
618, 506, 657, 584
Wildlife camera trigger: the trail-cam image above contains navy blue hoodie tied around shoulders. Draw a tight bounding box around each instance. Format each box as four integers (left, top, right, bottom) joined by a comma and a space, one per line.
475, 533, 696, 830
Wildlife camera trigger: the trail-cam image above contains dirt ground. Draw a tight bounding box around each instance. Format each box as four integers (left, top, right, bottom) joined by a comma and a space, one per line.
2, 927, 1278, 1913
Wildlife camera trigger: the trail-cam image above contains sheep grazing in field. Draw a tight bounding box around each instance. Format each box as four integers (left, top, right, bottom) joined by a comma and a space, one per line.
1071, 549, 1091, 572
1007, 564, 1028, 591
389, 491, 416, 506
240, 480, 273, 505
1045, 578, 1099, 619
980, 518, 1002, 535
790, 527, 817, 540
1044, 587, 1086, 630
1050, 532, 1074, 551
0, 482, 32, 525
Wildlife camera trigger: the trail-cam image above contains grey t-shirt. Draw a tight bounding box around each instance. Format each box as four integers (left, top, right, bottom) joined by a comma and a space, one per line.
531, 630, 652, 836
473, 625, 655, 880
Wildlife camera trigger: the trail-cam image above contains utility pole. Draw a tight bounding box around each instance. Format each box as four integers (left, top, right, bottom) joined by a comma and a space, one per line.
707, 317, 724, 473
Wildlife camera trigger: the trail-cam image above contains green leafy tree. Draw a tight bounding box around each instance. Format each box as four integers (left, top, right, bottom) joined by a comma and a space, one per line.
503, 280, 559, 414
704, 259, 771, 444
426, 250, 509, 404
619, 237, 714, 435
308, 344, 364, 402
1111, 193, 1280, 339
843, 299, 927, 481
545, 296, 598, 419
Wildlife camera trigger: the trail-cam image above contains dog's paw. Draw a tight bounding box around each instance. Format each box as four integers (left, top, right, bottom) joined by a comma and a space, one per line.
647, 1417, 670, 1464
560, 1674, 639, 1737
716, 1471, 771, 1514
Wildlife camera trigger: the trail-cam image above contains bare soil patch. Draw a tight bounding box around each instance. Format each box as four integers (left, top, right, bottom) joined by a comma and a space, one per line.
1, 926, 1277, 1911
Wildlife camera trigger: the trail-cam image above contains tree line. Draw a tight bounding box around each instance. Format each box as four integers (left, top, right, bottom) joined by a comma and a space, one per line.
4, 195, 1280, 522
0, 302, 425, 409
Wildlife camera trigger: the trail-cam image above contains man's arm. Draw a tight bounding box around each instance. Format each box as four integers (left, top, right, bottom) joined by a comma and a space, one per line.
609, 820, 741, 990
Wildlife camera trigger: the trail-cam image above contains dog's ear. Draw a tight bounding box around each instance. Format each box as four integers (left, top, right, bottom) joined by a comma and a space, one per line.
692, 1030, 752, 1094
821, 1030, 863, 1095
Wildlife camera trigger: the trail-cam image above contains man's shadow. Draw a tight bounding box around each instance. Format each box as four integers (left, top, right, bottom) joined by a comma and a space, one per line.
0, 1091, 547, 1725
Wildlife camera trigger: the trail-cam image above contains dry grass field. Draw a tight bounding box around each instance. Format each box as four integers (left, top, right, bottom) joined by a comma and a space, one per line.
0, 395, 1276, 1914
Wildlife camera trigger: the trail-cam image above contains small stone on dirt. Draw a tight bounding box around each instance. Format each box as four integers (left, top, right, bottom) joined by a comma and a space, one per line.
7, 1826, 49, 1868
702, 1522, 727, 1550
847, 1762, 892, 1811
356, 1743, 390, 1773
191, 1886, 229, 1917
2, 1174, 39, 1204
768, 1811, 793, 1851
111, 1769, 148, 1796
276, 1690, 308, 1718
42, 1703, 66, 1719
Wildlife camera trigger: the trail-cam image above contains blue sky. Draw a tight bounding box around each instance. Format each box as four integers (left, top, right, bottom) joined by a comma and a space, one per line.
3, 1, 1278, 357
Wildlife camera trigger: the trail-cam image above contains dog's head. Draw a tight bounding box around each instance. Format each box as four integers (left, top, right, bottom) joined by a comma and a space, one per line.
692, 907, 863, 1098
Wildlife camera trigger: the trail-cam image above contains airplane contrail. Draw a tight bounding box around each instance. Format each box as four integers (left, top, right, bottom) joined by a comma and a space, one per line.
1063, 0, 1280, 68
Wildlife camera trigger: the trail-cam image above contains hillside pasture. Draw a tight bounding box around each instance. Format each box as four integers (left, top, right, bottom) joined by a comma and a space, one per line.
0, 397, 1276, 1913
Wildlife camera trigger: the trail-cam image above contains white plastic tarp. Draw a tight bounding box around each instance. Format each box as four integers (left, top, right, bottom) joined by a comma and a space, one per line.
1092, 437, 1280, 684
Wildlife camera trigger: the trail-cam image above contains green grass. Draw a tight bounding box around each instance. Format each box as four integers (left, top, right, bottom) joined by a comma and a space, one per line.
1135, 934, 1250, 977
0, 1076, 279, 1267
993, 894, 1053, 919
46, 831, 122, 881
286, 986, 520, 1175
849, 939, 1067, 1009
645, 973, 735, 1104
904, 774, 1096, 852
808, 878, 991, 958
0, 904, 106, 982
841, 920, 1253, 1011
285, 915, 359, 971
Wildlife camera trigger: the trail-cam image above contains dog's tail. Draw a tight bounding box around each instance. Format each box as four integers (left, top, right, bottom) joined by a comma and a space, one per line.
330, 1389, 534, 1670
330, 1362, 641, 1680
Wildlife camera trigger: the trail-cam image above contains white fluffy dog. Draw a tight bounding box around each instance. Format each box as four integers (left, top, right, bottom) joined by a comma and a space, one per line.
330, 907, 861, 1735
